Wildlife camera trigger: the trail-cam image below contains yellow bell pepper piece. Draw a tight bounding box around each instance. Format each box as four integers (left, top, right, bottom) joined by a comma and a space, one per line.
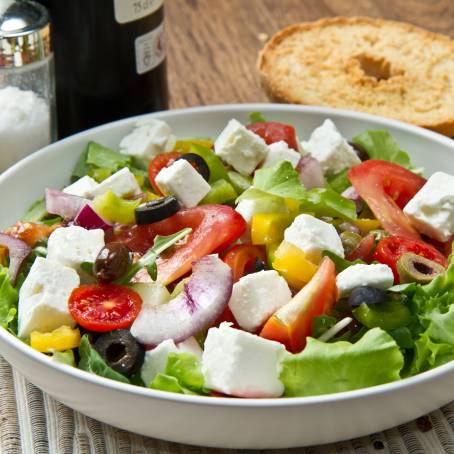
251, 213, 294, 245
284, 198, 300, 213
354, 219, 381, 235
272, 241, 318, 289
30, 326, 81, 353
174, 139, 214, 153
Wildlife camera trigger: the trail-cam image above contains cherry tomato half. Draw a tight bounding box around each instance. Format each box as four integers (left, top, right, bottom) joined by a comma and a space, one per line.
148, 151, 182, 195
349, 160, 426, 240
223, 244, 267, 283
68, 284, 142, 332
247, 121, 298, 150
373, 236, 448, 282
109, 205, 247, 285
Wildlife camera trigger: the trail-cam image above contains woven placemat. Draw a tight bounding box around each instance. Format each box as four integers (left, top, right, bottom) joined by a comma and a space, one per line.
1, 355, 454, 454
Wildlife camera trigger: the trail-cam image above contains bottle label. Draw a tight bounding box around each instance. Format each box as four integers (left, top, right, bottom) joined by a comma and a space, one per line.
135, 22, 166, 75
113, 0, 163, 24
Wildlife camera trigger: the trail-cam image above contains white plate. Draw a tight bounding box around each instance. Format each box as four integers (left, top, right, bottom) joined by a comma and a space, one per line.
1, 104, 454, 449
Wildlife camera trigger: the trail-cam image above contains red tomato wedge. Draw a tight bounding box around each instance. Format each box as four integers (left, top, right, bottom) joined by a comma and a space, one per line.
347, 232, 376, 262
223, 244, 266, 283
109, 205, 246, 285
348, 160, 426, 240
374, 236, 448, 282
260, 257, 336, 353
247, 121, 299, 150
148, 151, 182, 195
68, 284, 142, 332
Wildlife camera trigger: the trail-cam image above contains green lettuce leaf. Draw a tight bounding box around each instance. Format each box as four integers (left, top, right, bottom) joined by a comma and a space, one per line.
252, 161, 307, 200
327, 168, 350, 194
86, 141, 131, 170
149, 352, 207, 395
22, 198, 47, 222
238, 161, 357, 220
0, 266, 19, 334
50, 349, 76, 367
351, 130, 411, 168
299, 188, 357, 221
280, 328, 403, 397
78, 335, 129, 383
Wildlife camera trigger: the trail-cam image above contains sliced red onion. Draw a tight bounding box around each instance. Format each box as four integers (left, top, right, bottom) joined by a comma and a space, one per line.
74, 204, 112, 231
297, 154, 326, 189
0, 233, 32, 284
131, 254, 233, 345
45, 188, 88, 220
342, 186, 363, 213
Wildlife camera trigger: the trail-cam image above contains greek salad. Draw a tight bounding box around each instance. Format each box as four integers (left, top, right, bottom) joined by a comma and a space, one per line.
1, 113, 453, 398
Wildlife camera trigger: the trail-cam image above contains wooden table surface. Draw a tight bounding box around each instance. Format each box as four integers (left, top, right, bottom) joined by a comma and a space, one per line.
166, 0, 454, 109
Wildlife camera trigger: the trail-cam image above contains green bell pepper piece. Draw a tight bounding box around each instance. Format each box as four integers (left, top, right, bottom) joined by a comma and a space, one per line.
92, 190, 140, 224
190, 144, 229, 183
227, 171, 252, 194
353, 301, 411, 331
201, 179, 237, 204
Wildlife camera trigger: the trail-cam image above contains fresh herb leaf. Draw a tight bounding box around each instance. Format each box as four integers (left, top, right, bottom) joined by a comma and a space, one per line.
116, 228, 192, 285
312, 315, 337, 338
78, 334, 129, 383
322, 250, 365, 273
249, 111, 267, 123
80, 262, 94, 276
280, 328, 403, 397
351, 131, 411, 168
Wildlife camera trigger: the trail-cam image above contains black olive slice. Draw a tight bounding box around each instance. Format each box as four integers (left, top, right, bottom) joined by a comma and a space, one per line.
348, 141, 369, 161
176, 153, 210, 181
94, 330, 145, 376
135, 196, 180, 225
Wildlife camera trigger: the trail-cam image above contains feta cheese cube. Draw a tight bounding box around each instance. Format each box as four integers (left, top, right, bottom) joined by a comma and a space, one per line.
155, 159, 211, 208
261, 141, 301, 169
140, 339, 178, 386
120, 118, 176, 162
202, 323, 286, 398
18, 257, 80, 337
403, 172, 454, 242
47, 226, 105, 272
228, 270, 292, 332
301, 119, 360, 175
214, 119, 268, 175
63, 176, 99, 199
284, 214, 344, 263
336, 263, 394, 297
91, 167, 141, 198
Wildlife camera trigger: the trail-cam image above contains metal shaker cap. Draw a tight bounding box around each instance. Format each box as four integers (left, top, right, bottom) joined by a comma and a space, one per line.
0, 0, 51, 68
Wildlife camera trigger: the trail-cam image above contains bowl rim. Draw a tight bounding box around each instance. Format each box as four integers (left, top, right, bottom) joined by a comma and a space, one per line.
1, 102, 454, 408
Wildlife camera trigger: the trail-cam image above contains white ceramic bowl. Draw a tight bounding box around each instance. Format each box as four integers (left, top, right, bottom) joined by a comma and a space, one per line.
1, 104, 454, 449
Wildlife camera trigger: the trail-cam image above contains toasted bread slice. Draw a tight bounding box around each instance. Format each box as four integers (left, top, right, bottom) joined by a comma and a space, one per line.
258, 17, 454, 136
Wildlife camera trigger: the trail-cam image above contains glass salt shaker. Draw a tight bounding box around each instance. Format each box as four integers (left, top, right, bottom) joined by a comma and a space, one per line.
0, 0, 55, 172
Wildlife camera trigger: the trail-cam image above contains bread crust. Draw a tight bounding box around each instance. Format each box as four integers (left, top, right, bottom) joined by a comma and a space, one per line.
258, 17, 454, 136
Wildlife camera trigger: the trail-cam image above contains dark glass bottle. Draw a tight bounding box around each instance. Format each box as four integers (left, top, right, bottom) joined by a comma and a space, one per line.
38, 0, 168, 138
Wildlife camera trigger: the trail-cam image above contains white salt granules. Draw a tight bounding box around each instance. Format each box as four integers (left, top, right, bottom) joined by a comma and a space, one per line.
0, 86, 50, 171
